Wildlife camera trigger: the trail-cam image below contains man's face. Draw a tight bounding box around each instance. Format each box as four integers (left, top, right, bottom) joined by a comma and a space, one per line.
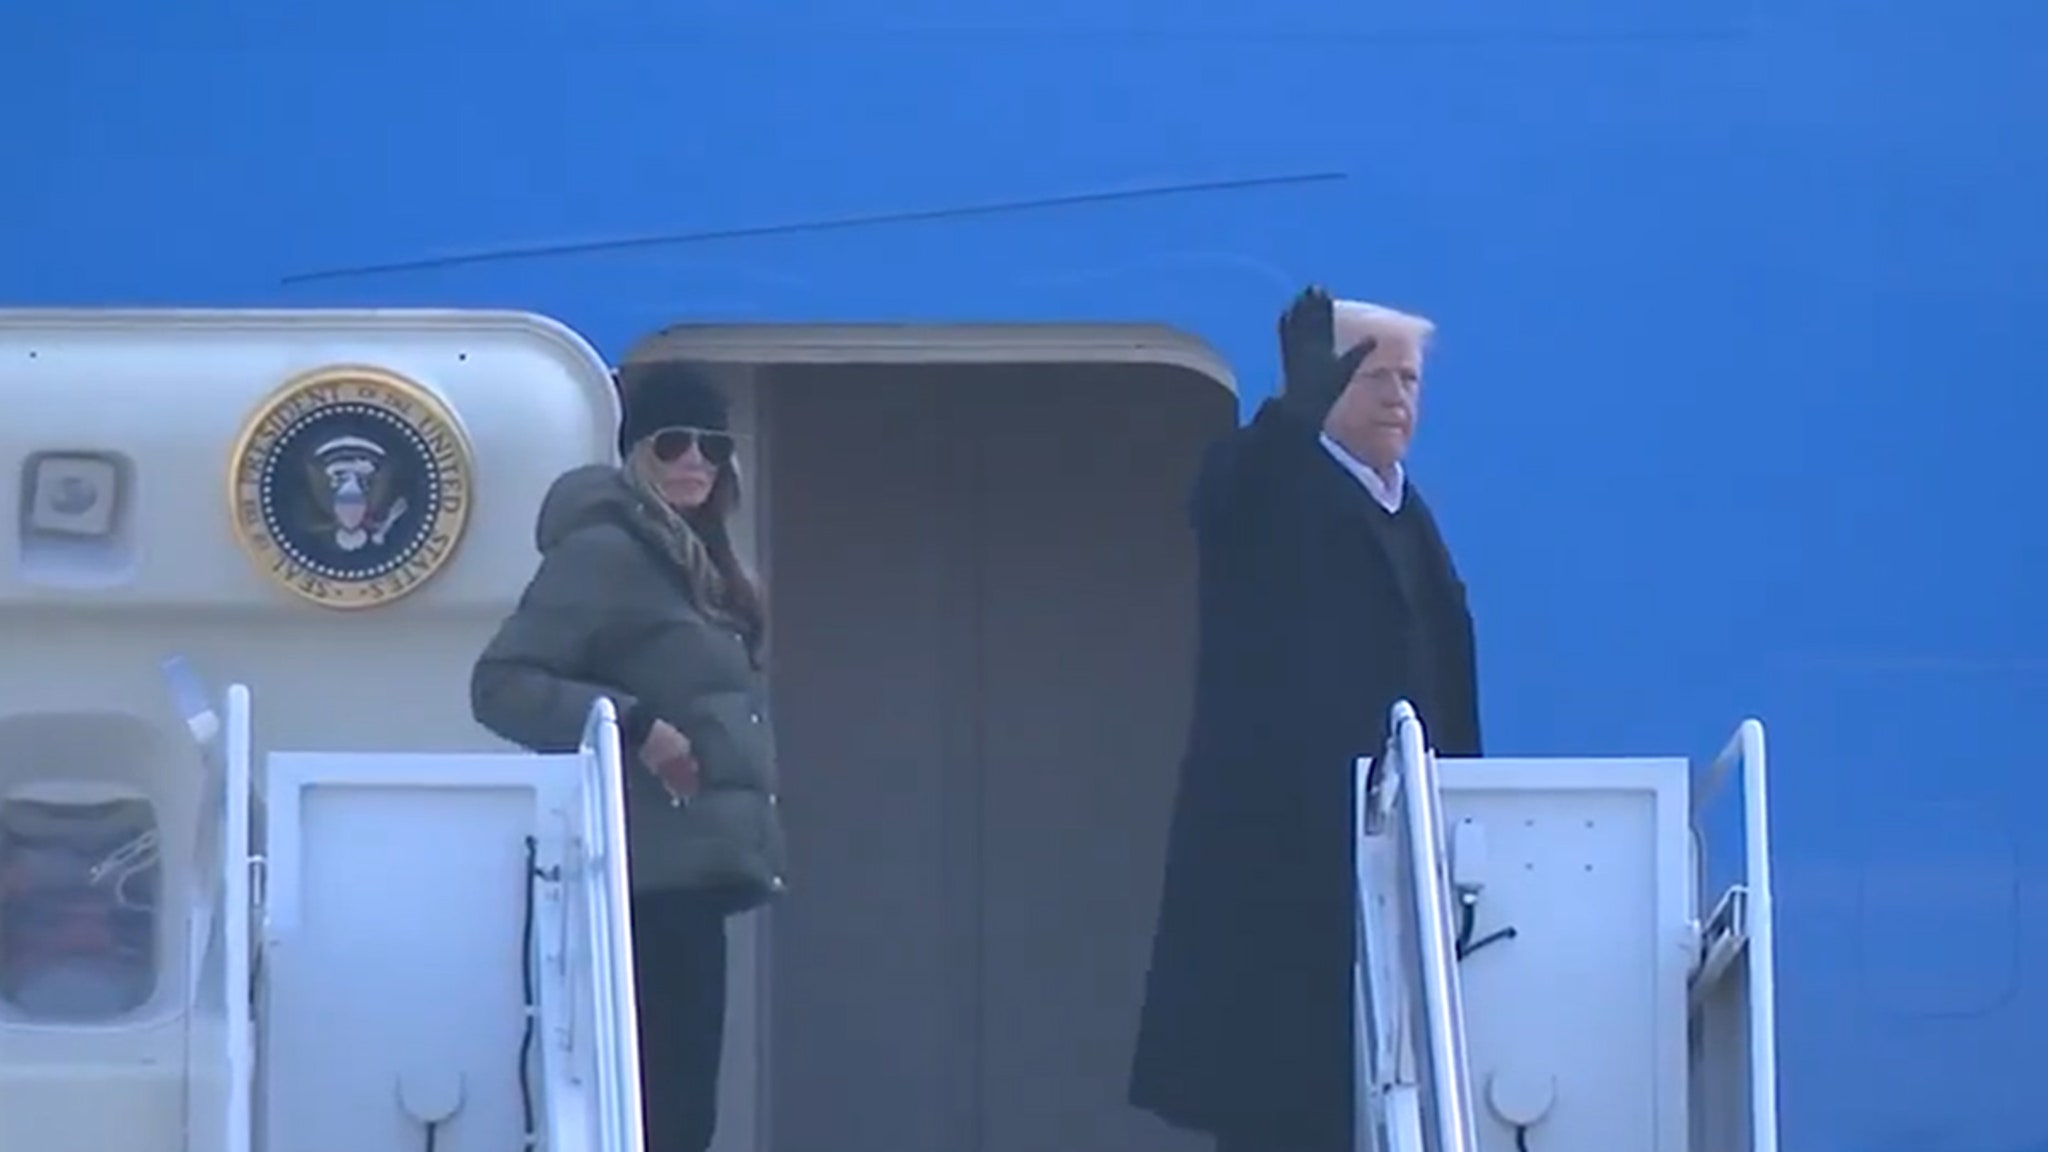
1324, 333, 1423, 473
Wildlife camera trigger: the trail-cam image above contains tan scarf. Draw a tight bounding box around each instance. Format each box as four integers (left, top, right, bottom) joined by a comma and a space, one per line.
623, 451, 746, 634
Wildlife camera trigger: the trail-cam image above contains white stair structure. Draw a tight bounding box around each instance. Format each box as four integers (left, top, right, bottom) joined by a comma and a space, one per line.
7, 662, 640, 1152
0, 681, 1781, 1152
1, 669, 649, 1152
259, 694, 643, 1152
1355, 701, 1782, 1152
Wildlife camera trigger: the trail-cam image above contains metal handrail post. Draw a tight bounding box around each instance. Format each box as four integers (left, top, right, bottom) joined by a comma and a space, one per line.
1390, 701, 1479, 1152
580, 698, 647, 1152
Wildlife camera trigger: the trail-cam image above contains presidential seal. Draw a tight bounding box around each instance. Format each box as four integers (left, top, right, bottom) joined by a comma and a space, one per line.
228, 365, 474, 609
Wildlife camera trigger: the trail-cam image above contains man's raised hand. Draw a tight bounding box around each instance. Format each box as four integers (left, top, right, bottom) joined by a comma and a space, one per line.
1278, 285, 1376, 424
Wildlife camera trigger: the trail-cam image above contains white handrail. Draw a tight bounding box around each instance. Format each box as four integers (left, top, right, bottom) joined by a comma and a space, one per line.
1354, 747, 1413, 1149
223, 684, 256, 1152
579, 699, 646, 1152
1390, 701, 1479, 1152
1355, 702, 1479, 1152
160, 658, 255, 1152
1696, 719, 1780, 1152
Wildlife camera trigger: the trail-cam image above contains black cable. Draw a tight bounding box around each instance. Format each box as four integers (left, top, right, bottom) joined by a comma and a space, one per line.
407, 842, 552, 1152
522, 835, 562, 1151
1454, 890, 1519, 960
1463, 925, 1519, 957
1514, 1124, 1532, 1152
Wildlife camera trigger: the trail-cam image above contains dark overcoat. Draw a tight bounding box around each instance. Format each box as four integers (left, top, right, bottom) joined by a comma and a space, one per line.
1129, 398, 1482, 1147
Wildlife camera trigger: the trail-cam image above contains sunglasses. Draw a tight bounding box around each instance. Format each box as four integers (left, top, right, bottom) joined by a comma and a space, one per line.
648, 426, 737, 466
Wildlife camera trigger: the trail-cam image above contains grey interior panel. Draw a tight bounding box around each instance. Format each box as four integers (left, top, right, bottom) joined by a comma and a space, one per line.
764, 362, 1230, 1152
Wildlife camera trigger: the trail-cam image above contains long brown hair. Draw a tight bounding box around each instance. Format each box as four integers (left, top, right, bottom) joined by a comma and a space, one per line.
625, 441, 768, 659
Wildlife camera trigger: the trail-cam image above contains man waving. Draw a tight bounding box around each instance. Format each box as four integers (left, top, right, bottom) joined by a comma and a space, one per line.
1131, 286, 1483, 1152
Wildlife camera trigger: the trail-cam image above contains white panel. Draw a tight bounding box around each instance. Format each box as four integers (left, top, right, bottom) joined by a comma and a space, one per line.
0, 308, 615, 609
1437, 757, 1691, 1152
261, 751, 579, 1152
0, 317, 621, 1067
0, 311, 637, 1152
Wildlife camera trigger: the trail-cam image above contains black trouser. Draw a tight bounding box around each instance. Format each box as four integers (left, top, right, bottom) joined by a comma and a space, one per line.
632, 890, 729, 1152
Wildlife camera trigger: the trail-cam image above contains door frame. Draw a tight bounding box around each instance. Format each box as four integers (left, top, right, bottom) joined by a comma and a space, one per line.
616, 324, 1235, 1152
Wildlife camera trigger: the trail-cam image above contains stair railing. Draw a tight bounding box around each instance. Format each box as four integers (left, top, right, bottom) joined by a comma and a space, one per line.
578, 698, 646, 1152
1355, 701, 1480, 1152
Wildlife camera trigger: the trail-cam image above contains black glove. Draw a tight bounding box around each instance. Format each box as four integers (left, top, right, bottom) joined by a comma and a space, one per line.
1278, 285, 1378, 424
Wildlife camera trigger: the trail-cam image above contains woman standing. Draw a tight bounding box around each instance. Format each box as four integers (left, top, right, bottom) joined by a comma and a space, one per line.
471, 362, 785, 1152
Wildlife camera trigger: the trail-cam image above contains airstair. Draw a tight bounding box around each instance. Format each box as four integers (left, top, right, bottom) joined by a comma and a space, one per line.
1355, 701, 1781, 1152
251, 688, 648, 1152
0, 665, 647, 1152
0, 675, 1779, 1152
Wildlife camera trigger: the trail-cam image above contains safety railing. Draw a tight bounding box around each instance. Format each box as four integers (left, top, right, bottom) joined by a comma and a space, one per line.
1354, 701, 1479, 1152
1689, 719, 1780, 1152
221, 683, 256, 1152
160, 659, 257, 1152
576, 698, 646, 1152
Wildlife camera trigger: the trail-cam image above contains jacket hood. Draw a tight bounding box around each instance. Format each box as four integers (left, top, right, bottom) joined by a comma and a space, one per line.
535, 464, 640, 552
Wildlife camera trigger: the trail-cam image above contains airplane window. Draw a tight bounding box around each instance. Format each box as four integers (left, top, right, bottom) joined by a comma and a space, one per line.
0, 797, 160, 1021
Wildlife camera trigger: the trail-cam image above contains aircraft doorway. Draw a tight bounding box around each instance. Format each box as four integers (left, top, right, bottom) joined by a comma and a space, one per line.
619, 326, 1235, 1152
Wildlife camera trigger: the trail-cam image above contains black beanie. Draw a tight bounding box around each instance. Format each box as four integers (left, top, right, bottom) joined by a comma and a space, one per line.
615, 361, 731, 454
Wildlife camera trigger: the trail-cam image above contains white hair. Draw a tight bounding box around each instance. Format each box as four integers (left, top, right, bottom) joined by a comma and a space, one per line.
1332, 299, 1436, 356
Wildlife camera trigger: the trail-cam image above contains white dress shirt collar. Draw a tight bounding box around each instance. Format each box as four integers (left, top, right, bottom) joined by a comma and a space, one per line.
1319, 431, 1405, 514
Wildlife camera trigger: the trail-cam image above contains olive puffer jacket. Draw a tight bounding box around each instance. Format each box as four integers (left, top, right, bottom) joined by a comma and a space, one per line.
471, 465, 785, 911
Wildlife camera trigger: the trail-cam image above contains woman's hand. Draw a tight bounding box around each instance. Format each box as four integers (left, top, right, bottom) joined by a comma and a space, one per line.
640, 719, 701, 803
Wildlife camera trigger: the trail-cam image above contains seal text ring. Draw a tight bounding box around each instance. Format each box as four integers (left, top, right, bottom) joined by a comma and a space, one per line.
228, 365, 475, 610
